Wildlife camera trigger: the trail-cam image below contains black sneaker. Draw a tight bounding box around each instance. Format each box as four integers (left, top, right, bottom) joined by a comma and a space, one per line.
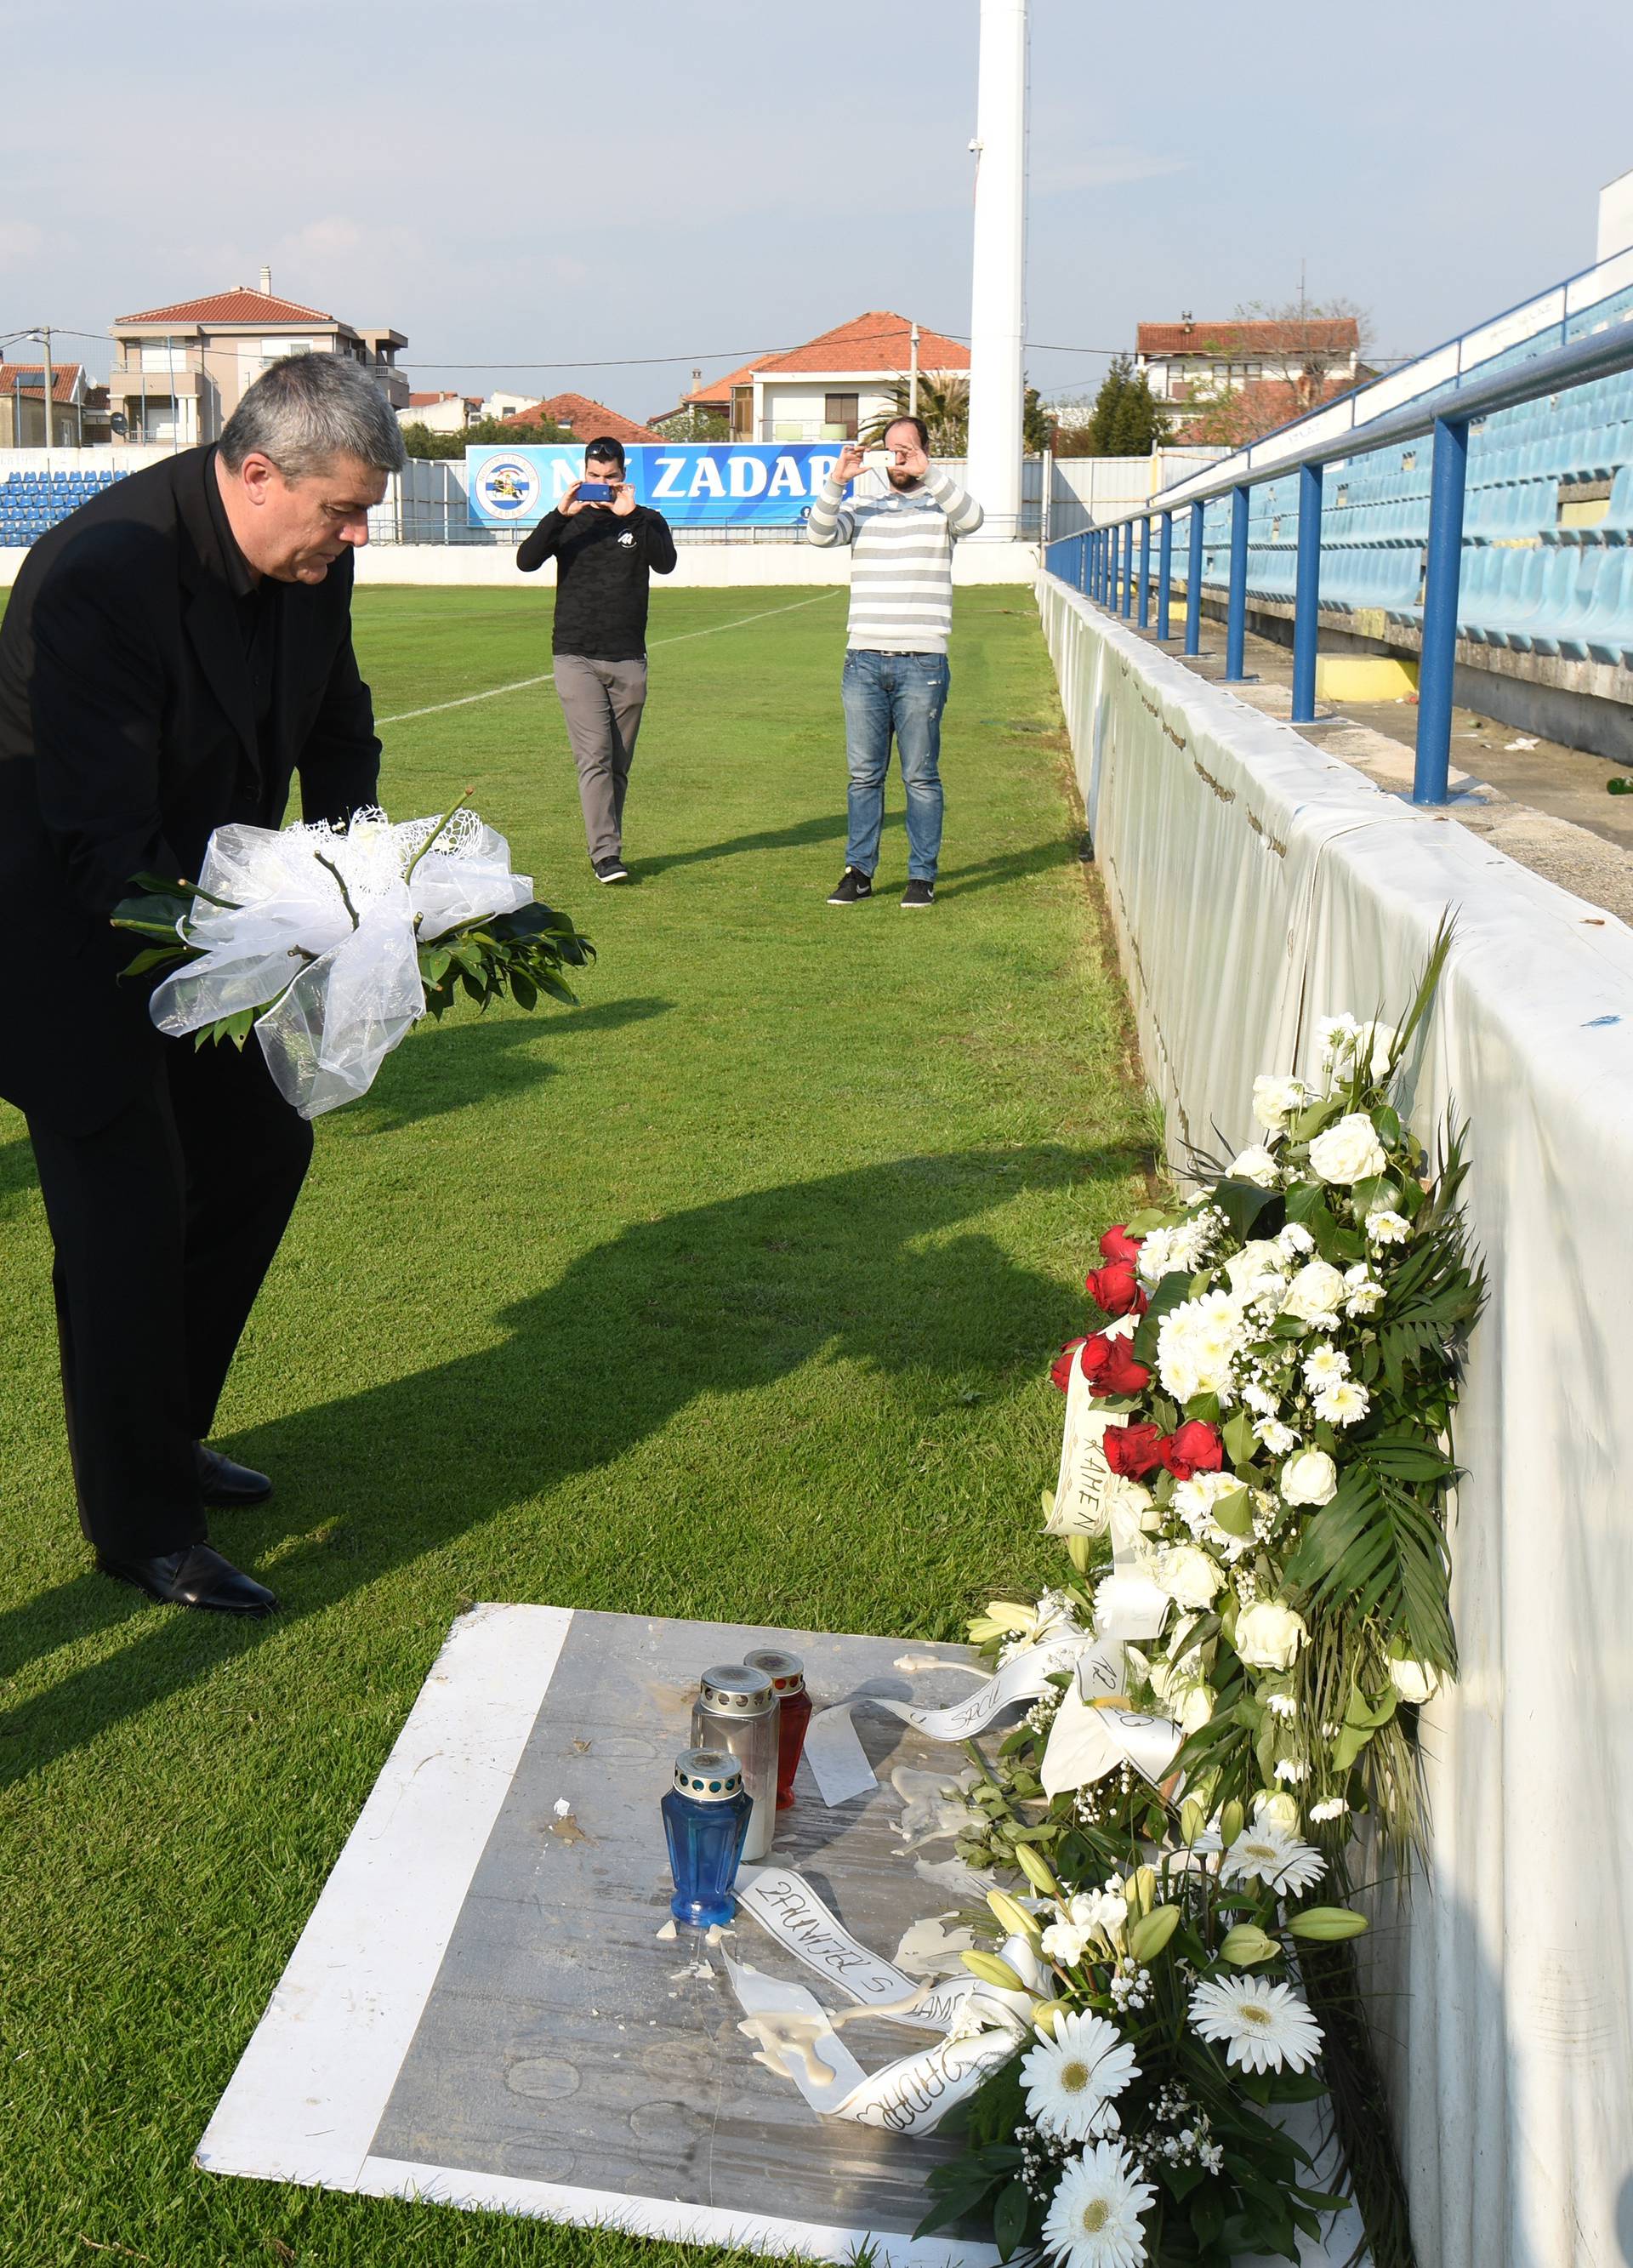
826, 867, 873, 905
593, 855, 629, 884
901, 879, 936, 909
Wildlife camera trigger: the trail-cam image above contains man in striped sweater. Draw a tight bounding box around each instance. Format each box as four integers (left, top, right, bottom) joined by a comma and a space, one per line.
805, 417, 983, 908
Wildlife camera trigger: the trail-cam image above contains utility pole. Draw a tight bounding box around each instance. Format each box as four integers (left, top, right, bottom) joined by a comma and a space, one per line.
909, 321, 920, 419
37, 325, 54, 464
965, 0, 1027, 541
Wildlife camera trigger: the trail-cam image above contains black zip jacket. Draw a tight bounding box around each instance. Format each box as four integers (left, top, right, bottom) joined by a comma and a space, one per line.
516, 504, 678, 659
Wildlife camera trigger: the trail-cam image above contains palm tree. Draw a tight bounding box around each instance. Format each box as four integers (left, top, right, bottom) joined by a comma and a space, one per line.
862, 374, 970, 454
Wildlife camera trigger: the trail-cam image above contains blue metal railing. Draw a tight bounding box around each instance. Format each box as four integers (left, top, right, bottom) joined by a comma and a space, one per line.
1043, 317, 1633, 804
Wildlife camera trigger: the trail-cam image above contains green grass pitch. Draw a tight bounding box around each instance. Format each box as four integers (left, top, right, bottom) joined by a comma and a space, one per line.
0, 579, 1153, 2266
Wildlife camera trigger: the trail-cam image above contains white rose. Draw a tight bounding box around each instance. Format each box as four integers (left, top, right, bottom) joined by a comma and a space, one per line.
1280, 1448, 1338, 1506
1229, 1145, 1281, 1188
1235, 1599, 1308, 1672
1177, 1684, 1215, 1735
1307, 1111, 1388, 1186
1156, 1544, 1224, 1610
1255, 1417, 1297, 1456
1224, 1239, 1284, 1296
1388, 1655, 1437, 1705
1253, 1790, 1303, 1833
1367, 1209, 1413, 1245
1251, 1074, 1309, 1131
1281, 1260, 1348, 1326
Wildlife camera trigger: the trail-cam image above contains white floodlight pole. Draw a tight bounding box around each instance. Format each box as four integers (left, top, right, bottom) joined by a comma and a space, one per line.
966, 0, 1027, 541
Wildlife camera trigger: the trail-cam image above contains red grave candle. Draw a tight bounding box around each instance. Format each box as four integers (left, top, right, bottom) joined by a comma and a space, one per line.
744, 1650, 811, 1809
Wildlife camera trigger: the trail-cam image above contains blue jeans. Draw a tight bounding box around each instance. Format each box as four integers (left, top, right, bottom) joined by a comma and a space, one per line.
841, 649, 950, 881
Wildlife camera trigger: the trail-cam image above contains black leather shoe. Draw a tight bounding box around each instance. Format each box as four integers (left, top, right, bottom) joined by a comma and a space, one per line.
196, 1442, 273, 1507
98, 1543, 278, 1616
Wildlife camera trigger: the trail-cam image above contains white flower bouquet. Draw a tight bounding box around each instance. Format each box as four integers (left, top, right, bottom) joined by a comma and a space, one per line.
111, 797, 592, 1118
924, 937, 1483, 2265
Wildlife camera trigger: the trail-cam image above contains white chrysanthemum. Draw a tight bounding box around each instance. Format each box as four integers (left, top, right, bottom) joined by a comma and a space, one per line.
1156, 1290, 1249, 1405
1344, 1265, 1385, 1315
1276, 1222, 1315, 1260
1301, 1344, 1349, 1388
1040, 2140, 1157, 2268
1220, 1820, 1326, 1895
1314, 1378, 1370, 1426
1135, 1209, 1220, 1287
1188, 1975, 1323, 2075
1020, 2009, 1141, 2144
1240, 1382, 1278, 1417
1172, 1470, 1255, 1560
1255, 1416, 1298, 1456
1366, 1209, 1413, 1245
1309, 1795, 1351, 1824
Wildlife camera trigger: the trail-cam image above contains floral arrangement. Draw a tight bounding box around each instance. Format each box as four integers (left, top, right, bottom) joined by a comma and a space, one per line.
111, 796, 592, 1116
923, 948, 1482, 2266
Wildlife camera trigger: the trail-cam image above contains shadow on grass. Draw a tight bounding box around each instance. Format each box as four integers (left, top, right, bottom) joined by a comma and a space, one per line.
346, 995, 676, 1134
637, 811, 845, 878
0, 1140, 1150, 1786
0, 1128, 39, 1222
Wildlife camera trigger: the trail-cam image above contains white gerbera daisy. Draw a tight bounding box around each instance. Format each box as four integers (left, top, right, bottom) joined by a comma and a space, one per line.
1313, 1378, 1369, 1427
1041, 2140, 1157, 2268
1020, 2009, 1141, 2144
1301, 1344, 1348, 1388
1188, 1975, 1323, 2074
1366, 1208, 1413, 1245
1219, 1821, 1326, 1895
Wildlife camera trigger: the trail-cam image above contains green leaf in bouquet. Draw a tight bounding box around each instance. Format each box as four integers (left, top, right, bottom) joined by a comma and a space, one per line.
509, 969, 538, 1011
992, 2177, 1030, 2259
117, 943, 191, 979
1221, 1410, 1258, 1467
1185, 1391, 1222, 1426
1283, 1180, 1327, 1224
1211, 1486, 1254, 1538
1211, 1175, 1283, 1243
1290, 1093, 1344, 1143
1125, 1205, 1177, 1233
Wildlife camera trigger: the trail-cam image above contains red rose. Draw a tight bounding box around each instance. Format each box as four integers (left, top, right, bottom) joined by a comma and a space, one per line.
1084, 1259, 1147, 1319
1080, 1331, 1152, 1398
1050, 1338, 1087, 1393
1161, 1421, 1226, 1480
1103, 1421, 1166, 1479
1098, 1225, 1144, 1266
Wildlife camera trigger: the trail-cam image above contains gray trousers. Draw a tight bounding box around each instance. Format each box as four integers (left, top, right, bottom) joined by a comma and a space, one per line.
554, 652, 648, 863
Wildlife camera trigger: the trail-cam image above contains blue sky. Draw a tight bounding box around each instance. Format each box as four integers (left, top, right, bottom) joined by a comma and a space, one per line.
3, 0, 1630, 419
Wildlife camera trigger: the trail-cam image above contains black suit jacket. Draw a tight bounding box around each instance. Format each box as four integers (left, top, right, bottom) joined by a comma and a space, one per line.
0, 446, 381, 1134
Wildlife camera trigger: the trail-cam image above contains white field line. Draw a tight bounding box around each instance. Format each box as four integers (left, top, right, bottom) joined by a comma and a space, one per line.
377, 589, 842, 727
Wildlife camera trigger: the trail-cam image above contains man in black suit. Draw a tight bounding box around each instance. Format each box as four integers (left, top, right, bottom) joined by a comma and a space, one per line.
0, 354, 407, 1615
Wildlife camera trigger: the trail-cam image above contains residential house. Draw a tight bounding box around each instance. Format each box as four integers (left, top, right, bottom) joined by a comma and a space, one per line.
399, 390, 484, 434
498, 391, 668, 447
108, 271, 409, 447
661, 313, 969, 443
1135, 316, 1360, 407
0, 362, 90, 447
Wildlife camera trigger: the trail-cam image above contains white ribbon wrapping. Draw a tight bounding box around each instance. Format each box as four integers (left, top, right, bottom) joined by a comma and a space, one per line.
726, 1867, 1044, 2134
858, 1631, 1097, 1741
149, 811, 534, 1118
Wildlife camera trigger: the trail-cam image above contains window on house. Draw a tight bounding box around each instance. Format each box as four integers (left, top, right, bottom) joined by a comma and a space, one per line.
824, 392, 860, 440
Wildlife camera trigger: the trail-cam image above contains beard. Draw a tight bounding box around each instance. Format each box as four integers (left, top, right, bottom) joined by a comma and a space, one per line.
886, 468, 922, 491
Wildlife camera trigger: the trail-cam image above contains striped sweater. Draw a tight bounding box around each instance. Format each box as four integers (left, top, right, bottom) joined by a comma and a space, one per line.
805, 466, 984, 653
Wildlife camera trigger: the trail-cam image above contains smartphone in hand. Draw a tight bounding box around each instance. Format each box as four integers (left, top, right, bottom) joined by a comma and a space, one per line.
577, 480, 617, 503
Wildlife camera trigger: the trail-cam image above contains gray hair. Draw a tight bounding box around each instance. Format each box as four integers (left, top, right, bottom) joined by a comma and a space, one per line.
219, 352, 407, 479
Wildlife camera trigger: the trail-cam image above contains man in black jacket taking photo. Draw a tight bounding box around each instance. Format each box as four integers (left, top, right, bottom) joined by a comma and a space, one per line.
516, 436, 676, 883
0, 353, 405, 1617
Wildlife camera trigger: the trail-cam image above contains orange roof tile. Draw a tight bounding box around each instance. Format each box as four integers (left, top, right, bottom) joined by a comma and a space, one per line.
1137, 318, 1358, 358
754, 311, 968, 377
115, 288, 341, 328
1, 362, 83, 403
500, 391, 669, 445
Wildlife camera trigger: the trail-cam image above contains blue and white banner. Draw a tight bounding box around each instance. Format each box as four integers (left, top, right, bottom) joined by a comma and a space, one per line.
465, 443, 845, 530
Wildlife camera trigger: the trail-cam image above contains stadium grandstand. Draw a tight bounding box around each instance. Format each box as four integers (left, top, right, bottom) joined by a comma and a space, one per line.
0, 464, 126, 543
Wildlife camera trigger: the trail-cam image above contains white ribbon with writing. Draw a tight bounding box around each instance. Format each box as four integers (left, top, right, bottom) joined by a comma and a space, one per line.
857, 1631, 1096, 1742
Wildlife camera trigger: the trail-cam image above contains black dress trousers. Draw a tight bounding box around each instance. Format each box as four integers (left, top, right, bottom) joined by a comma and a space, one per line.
26, 1034, 313, 1561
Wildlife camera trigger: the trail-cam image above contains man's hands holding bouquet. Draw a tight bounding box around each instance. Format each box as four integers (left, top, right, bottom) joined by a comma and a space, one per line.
111, 795, 594, 1118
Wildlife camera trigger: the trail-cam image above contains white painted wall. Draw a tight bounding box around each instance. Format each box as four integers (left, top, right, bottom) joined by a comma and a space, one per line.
1599, 164, 1633, 262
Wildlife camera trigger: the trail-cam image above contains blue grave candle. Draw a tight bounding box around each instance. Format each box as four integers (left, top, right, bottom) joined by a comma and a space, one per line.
662, 1748, 752, 1929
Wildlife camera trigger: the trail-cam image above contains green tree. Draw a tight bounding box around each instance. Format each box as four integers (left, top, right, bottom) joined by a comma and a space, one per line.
862, 374, 1053, 457
401, 415, 572, 460
651, 405, 730, 442
1059, 356, 1172, 458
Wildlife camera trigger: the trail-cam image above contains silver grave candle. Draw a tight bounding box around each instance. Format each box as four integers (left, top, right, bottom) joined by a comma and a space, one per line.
691, 1663, 779, 1862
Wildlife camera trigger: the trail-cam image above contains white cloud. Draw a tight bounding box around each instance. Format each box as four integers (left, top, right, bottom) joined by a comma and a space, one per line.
0, 222, 44, 271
